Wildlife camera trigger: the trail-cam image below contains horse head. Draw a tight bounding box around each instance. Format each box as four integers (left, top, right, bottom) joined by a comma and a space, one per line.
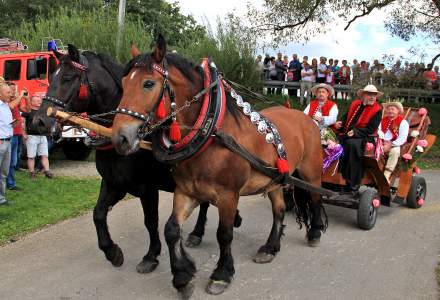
34, 44, 123, 134
112, 35, 203, 156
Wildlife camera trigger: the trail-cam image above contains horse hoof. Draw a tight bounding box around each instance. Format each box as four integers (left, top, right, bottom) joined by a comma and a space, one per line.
185, 234, 202, 248
178, 282, 194, 300
307, 238, 320, 247
106, 244, 124, 267
206, 279, 230, 295
136, 258, 159, 274
234, 212, 242, 228
307, 229, 321, 248
253, 252, 275, 264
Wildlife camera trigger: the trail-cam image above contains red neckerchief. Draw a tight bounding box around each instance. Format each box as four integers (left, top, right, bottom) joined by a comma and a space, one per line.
381, 115, 404, 141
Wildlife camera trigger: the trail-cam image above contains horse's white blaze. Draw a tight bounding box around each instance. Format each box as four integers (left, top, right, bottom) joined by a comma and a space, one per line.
130, 70, 137, 80
54, 68, 61, 77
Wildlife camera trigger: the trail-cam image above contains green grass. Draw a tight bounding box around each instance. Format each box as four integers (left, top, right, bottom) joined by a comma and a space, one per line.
0, 171, 100, 244
256, 94, 440, 169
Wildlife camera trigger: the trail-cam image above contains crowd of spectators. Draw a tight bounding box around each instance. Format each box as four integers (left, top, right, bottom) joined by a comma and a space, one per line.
0, 77, 53, 206
255, 53, 440, 104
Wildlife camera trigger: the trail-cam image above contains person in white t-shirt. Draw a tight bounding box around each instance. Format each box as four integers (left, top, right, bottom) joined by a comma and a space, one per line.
299, 62, 314, 105
378, 101, 409, 182
316, 57, 327, 83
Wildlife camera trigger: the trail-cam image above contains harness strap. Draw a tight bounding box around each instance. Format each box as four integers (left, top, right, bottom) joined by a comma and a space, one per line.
214, 131, 337, 197
214, 131, 285, 182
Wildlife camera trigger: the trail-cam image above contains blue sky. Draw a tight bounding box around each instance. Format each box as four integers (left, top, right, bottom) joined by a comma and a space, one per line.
176, 0, 436, 65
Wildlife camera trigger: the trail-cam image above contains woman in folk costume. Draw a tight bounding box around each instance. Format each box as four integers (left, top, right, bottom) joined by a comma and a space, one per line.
378, 101, 409, 182
334, 85, 383, 193
303, 83, 339, 147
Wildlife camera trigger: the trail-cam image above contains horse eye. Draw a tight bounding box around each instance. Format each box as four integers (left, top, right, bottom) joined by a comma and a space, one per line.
143, 80, 155, 90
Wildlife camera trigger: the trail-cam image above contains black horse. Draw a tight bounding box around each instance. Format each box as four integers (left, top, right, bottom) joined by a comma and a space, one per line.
33, 44, 240, 273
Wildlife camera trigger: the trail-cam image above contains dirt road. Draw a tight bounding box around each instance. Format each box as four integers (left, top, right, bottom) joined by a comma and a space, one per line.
0, 171, 439, 299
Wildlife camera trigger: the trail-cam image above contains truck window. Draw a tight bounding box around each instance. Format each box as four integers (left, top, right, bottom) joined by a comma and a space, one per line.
27, 57, 48, 80
3, 59, 21, 81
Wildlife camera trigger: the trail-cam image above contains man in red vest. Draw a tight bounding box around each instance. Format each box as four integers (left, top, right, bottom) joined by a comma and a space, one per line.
303, 83, 338, 145
335, 85, 383, 193
378, 101, 409, 182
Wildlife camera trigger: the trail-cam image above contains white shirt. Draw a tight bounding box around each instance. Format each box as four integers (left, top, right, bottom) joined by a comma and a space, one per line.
317, 64, 327, 78
301, 68, 314, 82
0, 100, 13, 139
378, 119, 409, 147
304, 102, 338, 127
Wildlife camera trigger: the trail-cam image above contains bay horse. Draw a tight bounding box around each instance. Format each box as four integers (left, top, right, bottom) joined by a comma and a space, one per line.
111, 35, 326, 297
33, 44, 240, 274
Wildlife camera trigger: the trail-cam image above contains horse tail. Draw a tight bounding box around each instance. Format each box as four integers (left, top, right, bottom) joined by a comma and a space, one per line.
285, 171, 328, 233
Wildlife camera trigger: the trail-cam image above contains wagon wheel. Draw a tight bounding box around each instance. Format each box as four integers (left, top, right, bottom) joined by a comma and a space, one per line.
357, 188, 379, 230
406, 176, 427, 209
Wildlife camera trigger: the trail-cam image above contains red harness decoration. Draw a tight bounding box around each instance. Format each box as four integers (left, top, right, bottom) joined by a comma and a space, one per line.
381, 115, 404, 141
172, 58, 226, 151
79, 84, 88, 100
157, 58, 226, 159
344, 99, 381, 132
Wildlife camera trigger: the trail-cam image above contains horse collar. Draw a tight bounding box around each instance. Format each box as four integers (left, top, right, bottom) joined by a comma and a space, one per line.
151, 58, 227, 164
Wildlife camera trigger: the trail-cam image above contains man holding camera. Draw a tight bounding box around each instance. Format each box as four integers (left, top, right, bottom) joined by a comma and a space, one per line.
0, 82, 13, 205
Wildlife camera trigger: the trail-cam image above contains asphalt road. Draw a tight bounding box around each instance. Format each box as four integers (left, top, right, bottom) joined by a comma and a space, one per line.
1, 171, 439, 300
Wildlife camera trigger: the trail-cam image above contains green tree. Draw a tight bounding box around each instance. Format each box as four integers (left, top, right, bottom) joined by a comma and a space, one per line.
8, 6, 151, 63
0, 0, 102, 37
178, 15, 262, 90
104, 0, 206, 48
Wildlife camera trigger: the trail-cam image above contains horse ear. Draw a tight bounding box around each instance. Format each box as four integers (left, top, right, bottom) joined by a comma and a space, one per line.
67, 44, 80, 62
130, 42, 140, 58
152, 34, 166, 63
52, 49, 64, 60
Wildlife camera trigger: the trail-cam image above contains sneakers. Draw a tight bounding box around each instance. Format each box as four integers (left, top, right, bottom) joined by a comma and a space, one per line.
7, 186, 21, 191
0, 199, 9, 206
29, 170, 54, 179
44, 170, 54, 179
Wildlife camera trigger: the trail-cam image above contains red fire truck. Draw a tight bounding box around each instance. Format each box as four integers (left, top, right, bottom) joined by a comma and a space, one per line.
0, 39, 92, 160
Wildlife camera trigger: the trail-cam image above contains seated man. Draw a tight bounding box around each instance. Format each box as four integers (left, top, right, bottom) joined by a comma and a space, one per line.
335, 85, 383, 193
378, 101, 409, 182
303, 83, 338, 147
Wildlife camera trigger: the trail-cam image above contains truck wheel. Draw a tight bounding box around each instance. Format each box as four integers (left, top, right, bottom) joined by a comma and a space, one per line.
406, 176, 426, 209
62, 140, 92, 161
357, 188, 379, 230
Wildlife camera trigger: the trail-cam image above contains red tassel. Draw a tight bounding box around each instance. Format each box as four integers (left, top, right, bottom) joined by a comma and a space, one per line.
283, 99, 291, 108
276, 158, 289, 174
79, 84, 88, 100
169, 119, 181, 143
156, 97, 166, 119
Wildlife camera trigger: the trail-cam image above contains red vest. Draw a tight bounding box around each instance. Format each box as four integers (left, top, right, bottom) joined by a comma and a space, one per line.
344, 99, 381, 132
381, 115, 404, 141
308, 99, 336, 118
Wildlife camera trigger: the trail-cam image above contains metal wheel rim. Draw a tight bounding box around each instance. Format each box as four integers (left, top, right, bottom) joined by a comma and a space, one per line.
416, 183, 426, 200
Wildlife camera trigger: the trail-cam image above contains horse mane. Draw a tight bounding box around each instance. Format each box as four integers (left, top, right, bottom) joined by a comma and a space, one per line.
124, 52, 241, 122
84, 52, 124, 91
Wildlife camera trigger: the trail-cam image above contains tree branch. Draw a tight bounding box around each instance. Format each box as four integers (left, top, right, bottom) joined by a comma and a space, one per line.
414, 8, 438, 18
416, 53, 440, 75
252, 0, 323, 32
344, 0, 397, 30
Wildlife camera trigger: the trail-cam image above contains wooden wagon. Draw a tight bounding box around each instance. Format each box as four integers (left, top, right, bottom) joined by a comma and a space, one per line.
320, 107, 436, 230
